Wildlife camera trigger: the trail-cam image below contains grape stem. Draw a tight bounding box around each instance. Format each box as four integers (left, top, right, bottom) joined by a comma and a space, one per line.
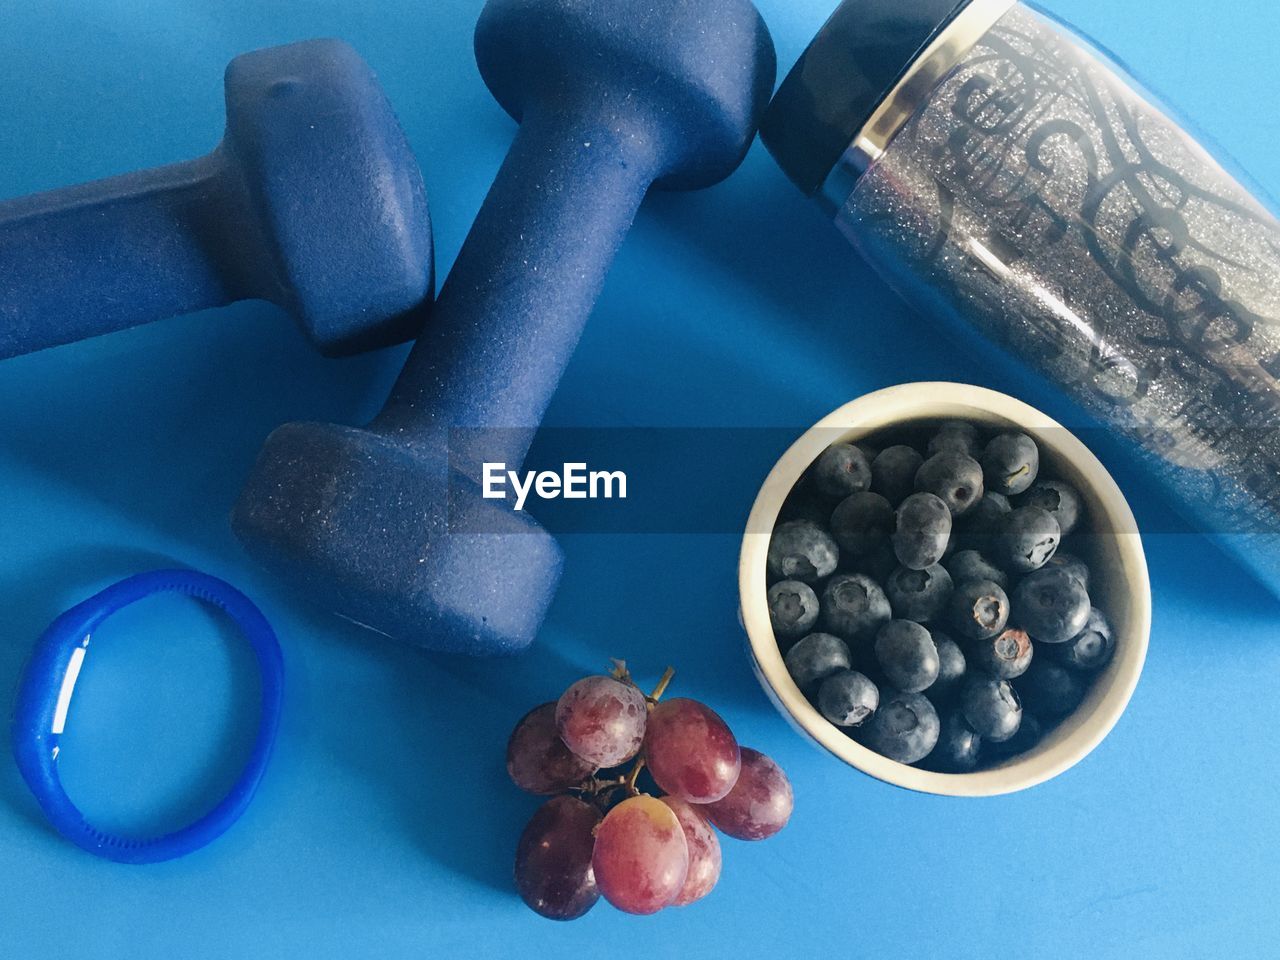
584, 663, 677, 807
615, 667, 673, 797
647, 667, 676, 707
582, 775, 627, 796
624, 758, 646, 796
610, 659, 633, 686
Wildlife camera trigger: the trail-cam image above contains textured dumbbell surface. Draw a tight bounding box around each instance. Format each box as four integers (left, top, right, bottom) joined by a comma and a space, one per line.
234, 0, 776, 655
0, 38, 433, 359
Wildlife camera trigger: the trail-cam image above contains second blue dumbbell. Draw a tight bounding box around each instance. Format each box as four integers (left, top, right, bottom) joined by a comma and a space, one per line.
233, 0, 777, 655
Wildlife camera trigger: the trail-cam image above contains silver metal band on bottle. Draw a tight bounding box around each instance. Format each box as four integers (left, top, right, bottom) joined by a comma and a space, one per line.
819, 0, 1017, 214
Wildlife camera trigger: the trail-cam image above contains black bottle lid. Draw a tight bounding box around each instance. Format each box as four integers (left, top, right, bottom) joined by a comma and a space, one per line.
761, 0, 975, 196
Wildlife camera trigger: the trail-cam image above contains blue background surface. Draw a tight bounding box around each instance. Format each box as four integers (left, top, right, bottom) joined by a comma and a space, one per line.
1, 0, 1278, 956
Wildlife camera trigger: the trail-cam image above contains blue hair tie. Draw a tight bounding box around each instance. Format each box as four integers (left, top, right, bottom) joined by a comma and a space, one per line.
10, 570, 284, 864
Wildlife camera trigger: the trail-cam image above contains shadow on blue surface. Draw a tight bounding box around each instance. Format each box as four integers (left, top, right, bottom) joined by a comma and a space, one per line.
0, 304, 398, 544
286, 593, 608, 892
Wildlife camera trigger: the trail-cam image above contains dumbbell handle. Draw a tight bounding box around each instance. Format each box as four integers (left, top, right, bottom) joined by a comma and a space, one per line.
371, 104, 658, 475
0, 148, 259, 360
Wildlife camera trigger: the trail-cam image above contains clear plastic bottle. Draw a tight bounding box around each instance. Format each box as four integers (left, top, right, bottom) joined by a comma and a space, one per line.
762, 0, 1280, 596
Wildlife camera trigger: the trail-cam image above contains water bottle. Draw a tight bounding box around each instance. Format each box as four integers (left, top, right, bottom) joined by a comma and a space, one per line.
762, 0, 1280, 596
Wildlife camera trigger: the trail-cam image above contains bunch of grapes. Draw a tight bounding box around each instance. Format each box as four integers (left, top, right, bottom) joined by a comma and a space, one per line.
507, 661, 793, 920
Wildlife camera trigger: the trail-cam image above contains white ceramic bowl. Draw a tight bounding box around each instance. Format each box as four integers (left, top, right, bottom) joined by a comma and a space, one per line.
740, 383, 1151, 796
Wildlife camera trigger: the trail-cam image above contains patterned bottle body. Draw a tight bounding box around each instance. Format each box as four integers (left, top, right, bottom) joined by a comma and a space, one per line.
837, 3, 1280, 592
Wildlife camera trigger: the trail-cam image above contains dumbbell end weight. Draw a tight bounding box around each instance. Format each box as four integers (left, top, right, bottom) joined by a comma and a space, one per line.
0, 39, 433, 361
222, 39, 435, 355
232, 421, 563, 654
476, 0, 777, 191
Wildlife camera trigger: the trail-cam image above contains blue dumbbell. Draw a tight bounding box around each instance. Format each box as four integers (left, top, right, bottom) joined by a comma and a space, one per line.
233, 0, 776, 655
0, 39, 433, 360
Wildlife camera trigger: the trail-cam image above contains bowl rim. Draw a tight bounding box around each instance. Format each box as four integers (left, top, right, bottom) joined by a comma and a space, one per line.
739, 382, 1152, 797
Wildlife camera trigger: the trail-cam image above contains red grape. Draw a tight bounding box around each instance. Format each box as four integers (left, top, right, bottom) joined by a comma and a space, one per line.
515, 796, 601, 921
555, 675, 647, 768
661, 797, 722, 906
701, 747, 793, 841
507, 702, 598, 795
591, 795, 689, 915
644, 698, 741, 803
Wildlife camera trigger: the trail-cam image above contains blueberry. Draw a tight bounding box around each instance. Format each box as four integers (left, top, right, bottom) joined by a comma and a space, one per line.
1044, 551, 1091, 591
813, 443, 872, 499
768, 520, 839, 584
817, 670, 880, 728
859, 691, 940, 764
871, 445, 925, 506
768, 580, 820, 640
987, 712, 1044, 758
981, 432, 1040, 496
1050, 607, 1114, 671
926, 710, 983, 772
927, 421, 982, 459
784, 633, 851, 689
1012, 566, 1091, 643
945, 550, 1010, 590
915, 451, 985, 516
960, 677, 1022, 743
820, 573, 892, 641
874, 620, 941, 694
948, 579, 1010, 640
931, 632, 968, 700
830, 492, 894, 558
996, 506, 1060, 573
954, 491, 1011, 553
1017, 660, 1085, 717
1018, 480, 1083, 536
885, 563, 954, 623
968, 627, 1034, 680
892, 493, 953, 571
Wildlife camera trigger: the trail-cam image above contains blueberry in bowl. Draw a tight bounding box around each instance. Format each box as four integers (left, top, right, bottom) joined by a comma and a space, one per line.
884, 564, 953, 623
892, 493, 953, 571
740, 384, 1151, 797
767, 519, 839, 583
915, 451, 985, 517
873, 620, 941, 694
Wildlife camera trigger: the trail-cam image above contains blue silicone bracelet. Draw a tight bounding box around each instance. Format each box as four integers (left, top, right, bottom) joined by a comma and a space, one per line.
10, 569, 284, 864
